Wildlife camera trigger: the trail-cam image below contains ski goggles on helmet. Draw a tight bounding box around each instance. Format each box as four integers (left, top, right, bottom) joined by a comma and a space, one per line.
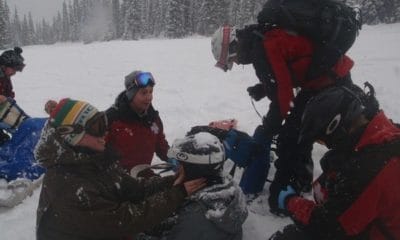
56, 112, 108, 137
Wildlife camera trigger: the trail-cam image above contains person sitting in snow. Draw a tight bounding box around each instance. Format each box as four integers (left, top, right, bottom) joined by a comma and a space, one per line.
269, 84, 400, 239
35, 98, 206, 240
105, 70, 178, 174
0, 47, 26, 144
135, 128, 248, 240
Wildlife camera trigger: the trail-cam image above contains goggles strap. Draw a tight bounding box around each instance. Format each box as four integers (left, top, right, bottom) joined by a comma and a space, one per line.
216, 26, 231, 70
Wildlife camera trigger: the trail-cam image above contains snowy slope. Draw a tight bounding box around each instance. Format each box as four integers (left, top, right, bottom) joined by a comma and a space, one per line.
1, 23, 399, 239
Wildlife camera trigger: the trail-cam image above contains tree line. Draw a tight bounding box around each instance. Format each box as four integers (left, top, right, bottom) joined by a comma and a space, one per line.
1, 0, 400, 49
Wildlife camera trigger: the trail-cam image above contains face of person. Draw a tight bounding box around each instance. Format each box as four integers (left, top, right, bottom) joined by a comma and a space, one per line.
78, 134, 106, 152
130, 86, 154, 113
62, 112, 108, 152
3, 67, 17, 77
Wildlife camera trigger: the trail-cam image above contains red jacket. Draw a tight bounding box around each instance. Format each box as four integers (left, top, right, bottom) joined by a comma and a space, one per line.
105, 93, 169, 171
262, 28, 354, 118
0, 68, 15, 98
287, 112, 400, 239
106, 116, 169, 171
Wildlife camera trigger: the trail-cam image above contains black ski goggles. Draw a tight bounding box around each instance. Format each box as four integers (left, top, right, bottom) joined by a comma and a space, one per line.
56, 112, 108, 137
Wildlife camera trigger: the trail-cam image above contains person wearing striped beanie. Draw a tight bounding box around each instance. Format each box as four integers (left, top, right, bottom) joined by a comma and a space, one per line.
35, 98, 207, 240
48, 98, 107, 148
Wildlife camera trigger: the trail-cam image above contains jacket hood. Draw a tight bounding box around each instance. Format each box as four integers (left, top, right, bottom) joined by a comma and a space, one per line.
34, 123, 103, 168
355, 111, 400, 151
190, 176, 248, 234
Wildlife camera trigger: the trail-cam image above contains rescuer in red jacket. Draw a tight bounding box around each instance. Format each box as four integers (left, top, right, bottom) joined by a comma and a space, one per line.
211, 25, 354, 214
105, 71, 176, 172
270, 84, 400, 240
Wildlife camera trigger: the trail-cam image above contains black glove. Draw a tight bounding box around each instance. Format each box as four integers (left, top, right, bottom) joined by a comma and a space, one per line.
247, 83, 267, 101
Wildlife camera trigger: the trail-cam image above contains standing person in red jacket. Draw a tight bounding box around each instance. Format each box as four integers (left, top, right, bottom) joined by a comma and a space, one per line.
0, 47, 25, 144
270, 84, 400, 240
211, 25, 354, 214
106, 70, 177, 172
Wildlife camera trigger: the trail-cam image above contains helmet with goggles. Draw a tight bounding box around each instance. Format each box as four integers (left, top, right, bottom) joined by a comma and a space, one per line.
211, 26, 238, 72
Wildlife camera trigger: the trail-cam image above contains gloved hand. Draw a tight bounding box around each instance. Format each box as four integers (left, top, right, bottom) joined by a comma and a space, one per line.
278, 185, 297, 210
247, 83, 267, 101
166, 158, 180, 172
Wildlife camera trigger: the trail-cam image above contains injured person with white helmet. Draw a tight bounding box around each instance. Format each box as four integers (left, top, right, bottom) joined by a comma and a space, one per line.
135, 128, 248, 240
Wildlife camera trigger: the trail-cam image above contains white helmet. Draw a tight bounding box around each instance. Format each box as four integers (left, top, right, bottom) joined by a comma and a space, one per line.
211, 25, 237, 72
167, 132, 225, 165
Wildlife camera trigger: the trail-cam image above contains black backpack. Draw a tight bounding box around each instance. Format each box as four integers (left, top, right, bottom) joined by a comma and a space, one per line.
257, 0, 362, 79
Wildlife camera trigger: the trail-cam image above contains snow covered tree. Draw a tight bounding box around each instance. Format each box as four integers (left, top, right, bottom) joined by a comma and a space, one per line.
11, 7, 22, 46
20, 15, 29, 45
237, 0, 256, 27
165, 0, 185, 38
197, 0, 229, 35
0, 0, 11, 48
361, 0, 399, 24
112, 0, 122, 39
122, 0, 142, 39
27, 13, 36, 45
61, 1, 70, 41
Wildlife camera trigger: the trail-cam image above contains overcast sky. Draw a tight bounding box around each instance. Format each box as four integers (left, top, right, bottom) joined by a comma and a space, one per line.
7, 0, 64, 21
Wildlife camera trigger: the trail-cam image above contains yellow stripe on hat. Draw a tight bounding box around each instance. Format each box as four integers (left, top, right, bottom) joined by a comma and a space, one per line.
61, 101, 87, 125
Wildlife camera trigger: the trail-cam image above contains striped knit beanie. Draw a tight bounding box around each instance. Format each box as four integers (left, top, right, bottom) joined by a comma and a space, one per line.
49, 98, 99, 145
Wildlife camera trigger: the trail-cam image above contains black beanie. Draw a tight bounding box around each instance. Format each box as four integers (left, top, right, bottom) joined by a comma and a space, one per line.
0, 47, 25, 71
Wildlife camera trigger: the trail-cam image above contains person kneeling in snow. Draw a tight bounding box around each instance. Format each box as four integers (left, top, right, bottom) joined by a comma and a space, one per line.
137, 129, 248, 240
35, 98, 206, 240
269, 84, 400, 239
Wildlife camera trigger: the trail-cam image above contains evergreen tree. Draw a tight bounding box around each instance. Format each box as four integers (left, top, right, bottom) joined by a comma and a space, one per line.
237, 0, 255, 27
0, 0, 9, 48
197, 0, 214, 35
152, 0, 167, 36
28, 13, 36, 45
12, 7, 22, 46
112, 0, 122, 38
123, 0, 142, 39
166, 0, 185, 38
69, 0, 80, 41
53, 12, 63, 42
229, 0, 242, 26
62, 1, 70, 41
20, 15, 29, 45
395, 0, 400, 21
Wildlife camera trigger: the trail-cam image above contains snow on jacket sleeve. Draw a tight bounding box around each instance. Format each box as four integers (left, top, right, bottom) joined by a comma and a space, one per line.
41, 170, 186, 239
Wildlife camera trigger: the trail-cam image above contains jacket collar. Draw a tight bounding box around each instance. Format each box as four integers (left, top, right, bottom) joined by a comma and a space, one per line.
113, 91, 159, 122
355, 111, 400, 151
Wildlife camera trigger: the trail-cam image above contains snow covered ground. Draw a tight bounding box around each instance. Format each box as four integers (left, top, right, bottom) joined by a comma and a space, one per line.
1, 23, 400, 239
